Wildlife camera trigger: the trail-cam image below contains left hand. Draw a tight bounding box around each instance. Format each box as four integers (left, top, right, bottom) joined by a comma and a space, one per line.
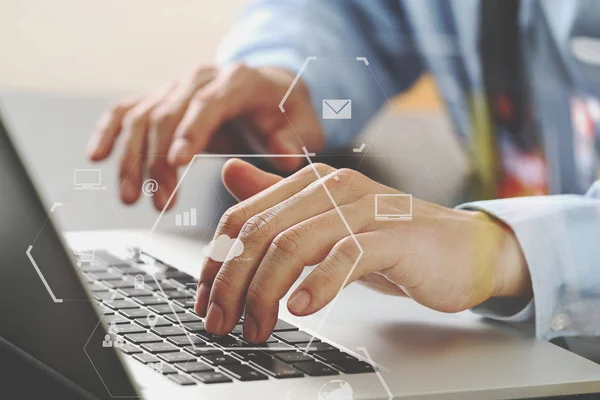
196, 159, 532, 343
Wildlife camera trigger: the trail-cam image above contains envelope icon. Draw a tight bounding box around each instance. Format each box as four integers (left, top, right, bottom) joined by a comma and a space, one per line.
322, 99, 352, 119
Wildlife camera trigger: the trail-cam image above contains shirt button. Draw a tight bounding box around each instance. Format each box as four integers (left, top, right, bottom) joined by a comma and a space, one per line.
551, 313, 570, 331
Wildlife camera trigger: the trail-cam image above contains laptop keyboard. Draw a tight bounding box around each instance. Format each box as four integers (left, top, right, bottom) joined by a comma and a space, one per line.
78, 250, 374, 385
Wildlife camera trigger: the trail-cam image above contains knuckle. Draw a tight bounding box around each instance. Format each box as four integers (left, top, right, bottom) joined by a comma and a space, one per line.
149, 108, 177, 130
246, 282, 272, 308
336, 168, 359, 181
240, 213, 273, 245
271, 229, 302, 258
109, 100, 132, 116
333, 238, 359, 265
212, 272, 239, 298
317, 262, 340, 288
190, 63, 215, 77
218, 206, 248, 234
121, 111, 146, 133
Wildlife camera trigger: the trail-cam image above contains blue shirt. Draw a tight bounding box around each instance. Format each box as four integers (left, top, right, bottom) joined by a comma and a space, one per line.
218, 0, 600, 340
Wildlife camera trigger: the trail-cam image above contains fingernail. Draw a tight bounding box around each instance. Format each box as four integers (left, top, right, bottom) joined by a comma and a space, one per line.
168, 139, 190, 164
195, 283, 211, 317
288, 290, 311, 314
205, 302, 224, 333
122, 182, 137, 203
243, 313, 258, 342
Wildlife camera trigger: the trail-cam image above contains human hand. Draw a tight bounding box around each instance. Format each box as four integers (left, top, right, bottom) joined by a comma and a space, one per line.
196, 159, 532, 343
86, 64, 323, 210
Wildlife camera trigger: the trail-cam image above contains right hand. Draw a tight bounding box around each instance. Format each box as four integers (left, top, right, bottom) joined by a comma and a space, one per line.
86, 63, 324, 211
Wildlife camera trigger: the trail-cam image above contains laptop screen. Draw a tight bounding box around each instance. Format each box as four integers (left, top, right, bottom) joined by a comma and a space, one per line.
0, 110, 138, 399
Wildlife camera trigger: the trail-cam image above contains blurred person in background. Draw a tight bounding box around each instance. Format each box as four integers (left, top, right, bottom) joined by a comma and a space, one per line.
87, 0, 600, 344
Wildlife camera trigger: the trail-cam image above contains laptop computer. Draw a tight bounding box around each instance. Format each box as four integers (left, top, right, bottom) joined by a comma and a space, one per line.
2, 100, 600, 399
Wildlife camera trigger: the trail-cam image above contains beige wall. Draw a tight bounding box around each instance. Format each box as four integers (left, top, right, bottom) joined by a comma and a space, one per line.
0, 0, 246, 95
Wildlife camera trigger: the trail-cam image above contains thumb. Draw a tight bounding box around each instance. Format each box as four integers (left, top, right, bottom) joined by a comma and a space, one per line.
221, 158, 283, 201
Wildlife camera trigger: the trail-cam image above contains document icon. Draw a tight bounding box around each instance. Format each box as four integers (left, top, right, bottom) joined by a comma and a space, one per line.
322, 99, 352, 119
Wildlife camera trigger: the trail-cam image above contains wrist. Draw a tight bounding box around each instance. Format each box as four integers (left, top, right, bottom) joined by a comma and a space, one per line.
473, 211, 532, 300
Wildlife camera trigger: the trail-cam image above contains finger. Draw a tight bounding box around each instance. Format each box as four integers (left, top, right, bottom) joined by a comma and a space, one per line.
221, 158, 283, 201
87, 97, 139, 161
359, 273, 408, 296
168, 64, 275, 166
118, 86, 174, 204
264, 126, 304, 171
194, 163, 331, 317
288, 232, 390, 316
242, 196, 375, 342
204, 168, 369, 335
148, 69, 217, 210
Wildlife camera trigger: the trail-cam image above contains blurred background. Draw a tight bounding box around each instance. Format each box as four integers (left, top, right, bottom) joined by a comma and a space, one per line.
0, 0, 468, 232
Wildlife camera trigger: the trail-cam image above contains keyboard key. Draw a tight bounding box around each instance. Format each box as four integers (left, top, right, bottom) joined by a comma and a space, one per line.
148, 304, 185, 315
99, 306, 114, 315
332, 361, 375, 374
313, 352, 360, 364
141, 342, 180, 354
230, 350, 272, 363
118, 288, 154, 298
167, 373, 196, 386
293, 361, 339, 376
250, 357, 304, 379
124, 333, 163, 344
103, 279, 135, 290
164, 312, 202, 324
172, 298, 195, 309
146, 281, 179, 291
174, 361, 213, 373
252, 342, 296, 353
302, 342, 339, 353
183, 346, 221, 356
105, 315, 130, 325
209, 335, 248, 348
167, 335, 205, 347
93, 250, 131, 269
151, 326, 187, 337
79, 264, 109, 273
158, 351, 197, 363
94, 292, 124, 301
134, 297, 168, 306
230, 324, 244, 336
149, 363, 178, 375
218, 364, 268, 381
183, 322, 207, 333
191, 371, 232, 384
157, 289, 189, 300
274, 331, 319, 344
119, 308, 150, 319
134, 317, 171, 329
273, 320, 298, 332
88, 283, 110, 292
103, 299, 139, 310
133, 353, 160, 364
117, 343, 142, 354
89, 271, 124, 281
114, 324, 145, 334
201, 353, 239, 366
274, 351, 315, 363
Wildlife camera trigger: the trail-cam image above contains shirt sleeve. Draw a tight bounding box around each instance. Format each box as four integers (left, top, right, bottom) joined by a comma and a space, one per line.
457, 181, 600, 341
216, 0, 424, 150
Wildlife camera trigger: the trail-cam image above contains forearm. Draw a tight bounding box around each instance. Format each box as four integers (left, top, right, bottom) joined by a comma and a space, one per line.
217, 0, 424, 150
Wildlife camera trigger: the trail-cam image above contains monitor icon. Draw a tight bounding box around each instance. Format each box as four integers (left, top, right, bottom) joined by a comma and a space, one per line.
375, 194, 412, 221
73, 169, 106, 190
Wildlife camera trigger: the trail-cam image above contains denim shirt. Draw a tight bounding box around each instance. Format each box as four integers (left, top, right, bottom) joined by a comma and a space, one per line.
218, 0, 600, 340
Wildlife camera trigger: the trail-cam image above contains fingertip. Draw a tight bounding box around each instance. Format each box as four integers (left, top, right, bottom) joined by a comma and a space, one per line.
287, 289, 311, 315
167, 138, 193, 166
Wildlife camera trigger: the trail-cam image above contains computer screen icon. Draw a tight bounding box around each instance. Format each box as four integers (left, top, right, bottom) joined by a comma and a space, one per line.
375, 194, 412, 221
73, 169, 106, 190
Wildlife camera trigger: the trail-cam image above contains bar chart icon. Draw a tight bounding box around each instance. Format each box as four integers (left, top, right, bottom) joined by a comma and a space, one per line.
175, 208, 197, 227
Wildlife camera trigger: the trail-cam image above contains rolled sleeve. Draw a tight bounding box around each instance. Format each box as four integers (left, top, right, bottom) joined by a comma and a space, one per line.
457, 187, 600, 340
